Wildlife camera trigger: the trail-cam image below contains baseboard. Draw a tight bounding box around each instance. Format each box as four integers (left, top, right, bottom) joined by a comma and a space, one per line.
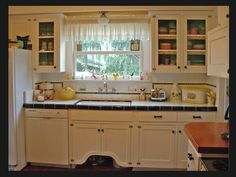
132, 167, 187, 171
30, 162, 71, 168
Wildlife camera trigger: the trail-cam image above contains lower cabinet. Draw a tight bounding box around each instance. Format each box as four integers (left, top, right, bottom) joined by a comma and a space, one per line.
69, 121, 132, 167
136, 123, 176, 168
176, 124, 188, 168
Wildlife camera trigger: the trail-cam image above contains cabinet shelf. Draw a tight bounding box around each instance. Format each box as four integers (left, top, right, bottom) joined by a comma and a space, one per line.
39, 36, 54, 38
158, 34, 177, 39
187, 35, 206, 40
187, 50, 205, 55
39, 50, 54, 53
158, 50, 177, 54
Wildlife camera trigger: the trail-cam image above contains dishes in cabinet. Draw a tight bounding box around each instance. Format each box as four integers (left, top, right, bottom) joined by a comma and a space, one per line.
159, 27, 168, 34
193, 44, 205, 50
160, 43, 172, 49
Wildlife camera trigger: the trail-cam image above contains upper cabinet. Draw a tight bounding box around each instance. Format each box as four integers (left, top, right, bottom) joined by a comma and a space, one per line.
32, 14, 65, 73
9, 14, 65, 73
152, 14, 211, 73
207, 25, 229, 78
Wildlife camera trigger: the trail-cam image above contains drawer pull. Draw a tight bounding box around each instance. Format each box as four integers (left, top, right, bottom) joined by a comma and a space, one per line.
154, 115, 162, 119
193, 115, 202, 119
28, 110, 36, 112
138, 126, 141, 128
128, 162, 132, 165
137, 162, 141, 165
129, 125, 133, 128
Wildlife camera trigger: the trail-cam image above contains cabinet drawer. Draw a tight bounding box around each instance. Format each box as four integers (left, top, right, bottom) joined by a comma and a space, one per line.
25, 109, 68, 118
177, 112, 216, 122
69, 110, 133, 121
137, 111, 177, 122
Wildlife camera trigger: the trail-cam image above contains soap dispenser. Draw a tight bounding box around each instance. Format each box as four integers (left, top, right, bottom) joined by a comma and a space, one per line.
170, 83, 181, 102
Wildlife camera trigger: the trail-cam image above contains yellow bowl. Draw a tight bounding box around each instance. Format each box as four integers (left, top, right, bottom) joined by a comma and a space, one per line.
58, 88, 75, 100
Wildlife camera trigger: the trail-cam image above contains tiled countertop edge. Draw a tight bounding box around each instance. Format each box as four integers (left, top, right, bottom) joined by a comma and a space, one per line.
23, 103, 217, 111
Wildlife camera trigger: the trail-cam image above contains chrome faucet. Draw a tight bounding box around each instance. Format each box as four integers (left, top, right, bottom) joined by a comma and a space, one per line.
104, 81, 108, 92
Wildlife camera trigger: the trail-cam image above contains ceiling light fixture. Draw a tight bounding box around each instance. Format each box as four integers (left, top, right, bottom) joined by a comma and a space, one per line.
97, 11, 109, 25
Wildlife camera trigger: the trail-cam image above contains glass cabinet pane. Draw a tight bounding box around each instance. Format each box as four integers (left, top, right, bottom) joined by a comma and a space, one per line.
39, 22, 54, 36
38, 21, 55, 67
157, 19, 177, 66
186, 19, 206, 66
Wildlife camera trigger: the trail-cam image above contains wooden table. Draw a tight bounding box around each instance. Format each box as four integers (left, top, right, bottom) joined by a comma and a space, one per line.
184, 122, 229, 154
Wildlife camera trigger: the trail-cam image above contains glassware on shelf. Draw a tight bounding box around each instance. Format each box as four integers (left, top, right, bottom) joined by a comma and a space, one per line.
47, 41, 53, 51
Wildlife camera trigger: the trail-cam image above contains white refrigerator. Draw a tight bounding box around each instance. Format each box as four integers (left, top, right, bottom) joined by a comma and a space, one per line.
8, 48, 32, 171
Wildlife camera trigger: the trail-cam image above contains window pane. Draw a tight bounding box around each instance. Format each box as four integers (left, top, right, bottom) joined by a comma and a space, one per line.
76, 54, 141, 77
80, 40, 131, 51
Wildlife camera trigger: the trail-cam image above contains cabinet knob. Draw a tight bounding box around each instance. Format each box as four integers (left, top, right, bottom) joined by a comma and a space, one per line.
101, 129, 104, 132
33, 68, 37, 71
70, 124, 74, 126
152, 68, 156, 71
179, 130, 182, 133
172, 130, 175, 134
129, 125, 133, 128
226, 14, 229, 18
184, 66, 187, 69
128, 162, 132, 165
137, 125, 141, 128
177, 66, 181, 69
98, 129, 101, 132
33, 18, 37, 21
54, 66, 57, 69
71, 159, 74, 162
137, 162, 141, 165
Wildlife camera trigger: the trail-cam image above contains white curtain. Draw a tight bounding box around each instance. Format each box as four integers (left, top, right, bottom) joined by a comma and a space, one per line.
65, 16, 150, 41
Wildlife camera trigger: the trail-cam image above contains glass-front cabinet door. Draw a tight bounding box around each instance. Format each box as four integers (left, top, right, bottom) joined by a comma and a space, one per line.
183, 15, 208, 73
154, 15, 181, 73
33, 14, 65, 73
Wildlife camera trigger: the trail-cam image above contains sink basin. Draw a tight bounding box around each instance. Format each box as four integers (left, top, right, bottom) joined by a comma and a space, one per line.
77, 100, 131, 106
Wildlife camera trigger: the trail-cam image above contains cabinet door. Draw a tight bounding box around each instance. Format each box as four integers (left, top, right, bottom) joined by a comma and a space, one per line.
137, 124, 176, 168
154, 15, 181, 73
25, 118, 68, 165
69, 122, 101, 164
101, 123, 132, 166
207, 25, 229, 78
176, 124, 188, 168
183, 15, 208, 73
9, 16, 34, 42
32, 15, 65, 73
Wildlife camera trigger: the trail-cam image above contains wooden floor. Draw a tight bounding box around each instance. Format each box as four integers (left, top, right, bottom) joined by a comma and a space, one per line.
22, 156, 133, 171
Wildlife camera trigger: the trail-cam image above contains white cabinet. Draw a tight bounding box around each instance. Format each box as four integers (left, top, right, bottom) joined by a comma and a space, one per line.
25, 109, 69, 165
176, 124, 188, 168
187, 140, 200, 171
207, 24, 229, 78
32, 14, 65, 72
136, 123, 176, 168
69, 110, 133, 167
9, 14, 65, 73
152, 14, 211, 73
9, 15, 34, 42
135, 111, 177, 168
217, 6, 229, 26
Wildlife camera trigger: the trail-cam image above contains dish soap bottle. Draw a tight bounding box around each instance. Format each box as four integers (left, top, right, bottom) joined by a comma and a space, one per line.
170, 83, 181, 102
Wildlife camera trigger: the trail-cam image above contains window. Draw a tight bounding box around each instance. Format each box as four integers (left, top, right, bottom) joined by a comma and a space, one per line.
65, 18, 150, 79
74, 39, 142, 79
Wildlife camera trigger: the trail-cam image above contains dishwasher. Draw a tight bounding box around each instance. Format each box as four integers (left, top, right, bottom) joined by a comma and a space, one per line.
25, 109, 69, 165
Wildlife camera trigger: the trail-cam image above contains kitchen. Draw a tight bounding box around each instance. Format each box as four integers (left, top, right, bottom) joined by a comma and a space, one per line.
7, 6, 229, 172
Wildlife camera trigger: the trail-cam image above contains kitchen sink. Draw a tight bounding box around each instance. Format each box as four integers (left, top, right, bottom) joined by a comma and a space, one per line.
77, 100, 132, 106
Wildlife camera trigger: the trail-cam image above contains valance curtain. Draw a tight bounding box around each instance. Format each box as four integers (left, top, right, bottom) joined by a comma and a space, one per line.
65, 16, 150, 41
